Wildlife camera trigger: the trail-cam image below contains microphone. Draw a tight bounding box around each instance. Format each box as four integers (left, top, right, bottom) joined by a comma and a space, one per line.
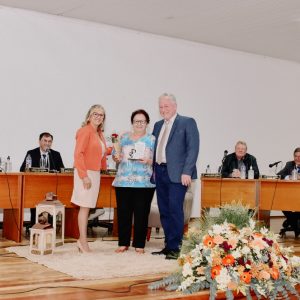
221, 150, 228, 163
269, 161, 281, 168
46, 148, 57, 172
218, 150, 228, 173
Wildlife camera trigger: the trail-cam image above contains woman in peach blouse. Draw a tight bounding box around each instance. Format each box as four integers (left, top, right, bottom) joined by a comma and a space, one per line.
71, 104, 109, 253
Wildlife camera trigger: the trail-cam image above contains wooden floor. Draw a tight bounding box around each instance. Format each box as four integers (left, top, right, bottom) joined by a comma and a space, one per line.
0, 218, 300, 300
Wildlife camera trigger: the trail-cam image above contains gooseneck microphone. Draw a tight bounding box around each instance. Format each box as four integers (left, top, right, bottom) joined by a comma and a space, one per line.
218, 150, 228, 173
222, 150, 228, 163
46, 148, 57, 172
269, 161, 281, 168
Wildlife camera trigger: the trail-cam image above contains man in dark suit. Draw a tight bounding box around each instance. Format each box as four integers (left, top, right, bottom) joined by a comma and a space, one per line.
20, 132, 65, 227
277, 147, 300, 237
151, 93, 199, 259
221, 141, 260, 179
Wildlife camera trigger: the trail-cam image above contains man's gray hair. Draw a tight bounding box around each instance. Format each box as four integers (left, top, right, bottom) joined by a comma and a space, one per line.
159, 93, 177, 103
235, 140, 247, 150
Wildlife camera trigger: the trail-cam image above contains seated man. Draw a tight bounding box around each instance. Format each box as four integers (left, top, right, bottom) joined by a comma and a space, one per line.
277, 147, 300, 237
20, 132, 65, 227
221, 140, 260, 179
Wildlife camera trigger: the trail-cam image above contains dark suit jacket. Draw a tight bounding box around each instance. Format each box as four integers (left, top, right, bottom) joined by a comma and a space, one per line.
20, 147, 64, 172
152, 114, 200, 183
277, 161, 296, 179
221, 152, 260, 179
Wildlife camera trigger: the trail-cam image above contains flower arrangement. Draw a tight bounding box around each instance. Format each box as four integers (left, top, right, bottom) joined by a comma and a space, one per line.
111, 132, 119, 144
149, 203, 300, 299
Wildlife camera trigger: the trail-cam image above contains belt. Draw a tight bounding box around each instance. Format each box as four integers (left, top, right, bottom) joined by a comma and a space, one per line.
156, 162, 167, 166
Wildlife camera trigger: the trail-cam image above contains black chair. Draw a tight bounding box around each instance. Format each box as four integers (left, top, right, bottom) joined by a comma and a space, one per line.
87, 209, 113, 235
279, 212, 300, 238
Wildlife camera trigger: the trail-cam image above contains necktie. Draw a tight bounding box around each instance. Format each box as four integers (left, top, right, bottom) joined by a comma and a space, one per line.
156, 122, 169, 164
297, 166, 300, 174
42, 154, 47, 168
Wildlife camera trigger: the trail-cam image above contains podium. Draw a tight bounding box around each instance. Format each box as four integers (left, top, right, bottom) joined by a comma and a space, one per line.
201, 177, 300, 227
201, 177, 259, 209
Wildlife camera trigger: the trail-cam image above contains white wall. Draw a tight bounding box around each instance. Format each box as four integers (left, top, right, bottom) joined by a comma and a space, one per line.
0, 6, 300, 217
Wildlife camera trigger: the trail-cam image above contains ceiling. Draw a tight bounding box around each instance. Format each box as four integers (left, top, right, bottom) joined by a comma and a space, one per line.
1, 0, 300, 64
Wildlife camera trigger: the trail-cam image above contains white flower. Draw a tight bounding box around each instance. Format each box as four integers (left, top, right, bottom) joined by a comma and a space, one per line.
215, 268, 231, 290
260, 227, 269, 235
249, 219, 256, 230
279, 256, 288, 270
211, 223, 226, 235
231, 249, 241, 259
178, 276, 195, 290
241, 246, 250, 255
182, 263, 193, 277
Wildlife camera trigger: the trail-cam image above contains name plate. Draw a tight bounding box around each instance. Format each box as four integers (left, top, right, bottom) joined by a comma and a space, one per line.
261, 175, 280, 179
101, 169, 117, 175
60, 168, 74, 173
29, 167, 49, 173
201, 173, 221, 178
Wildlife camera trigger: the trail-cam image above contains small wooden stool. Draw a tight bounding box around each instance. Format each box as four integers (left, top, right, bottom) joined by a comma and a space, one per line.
36, 199, 65, 246
29, 228, 55, 255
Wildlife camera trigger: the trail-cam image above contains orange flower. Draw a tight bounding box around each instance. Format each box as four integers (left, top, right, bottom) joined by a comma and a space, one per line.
271, 267, 280, 280
203, 235, 215, 248
213, 235, 224, 245
222, 254, 235, 266
185, 255, 193, 264
211, 265, 222, 279
249, 238, 266, 250
253, 232, 263, 238
257, 270, 270, 280
240, 271, 252, 284
196, 266, 205, 275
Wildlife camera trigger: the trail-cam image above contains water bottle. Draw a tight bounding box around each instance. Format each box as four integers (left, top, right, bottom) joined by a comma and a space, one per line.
6, 156, 12, 172
240, 165, 246, 179
25, 154, 32, 171
248, 165, 254, 179
291, 168, 298, 180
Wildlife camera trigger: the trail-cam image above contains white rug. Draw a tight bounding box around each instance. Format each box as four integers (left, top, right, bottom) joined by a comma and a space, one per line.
6, 239, 178, 280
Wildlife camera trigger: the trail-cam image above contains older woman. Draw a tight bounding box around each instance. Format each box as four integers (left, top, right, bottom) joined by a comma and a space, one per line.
113, 109, 155, 254
71, 104, 110, 253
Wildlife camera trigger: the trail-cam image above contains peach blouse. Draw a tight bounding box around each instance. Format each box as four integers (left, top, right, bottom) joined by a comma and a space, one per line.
73, 123, 109, 179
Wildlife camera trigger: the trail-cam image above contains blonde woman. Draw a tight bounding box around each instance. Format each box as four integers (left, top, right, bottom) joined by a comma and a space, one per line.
71, 104, 110, 252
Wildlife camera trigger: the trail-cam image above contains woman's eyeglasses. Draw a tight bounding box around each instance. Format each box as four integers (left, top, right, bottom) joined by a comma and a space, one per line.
133, 120, 147, 125
92, 112, 104, 118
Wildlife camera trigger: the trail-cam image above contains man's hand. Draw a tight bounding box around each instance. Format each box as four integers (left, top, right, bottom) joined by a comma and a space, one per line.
82, 176, 92, 189
181, 174, 191, 186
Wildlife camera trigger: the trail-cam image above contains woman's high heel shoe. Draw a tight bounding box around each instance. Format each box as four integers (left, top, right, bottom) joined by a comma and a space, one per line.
77, 240, 91, 253
115, 246, 129, 253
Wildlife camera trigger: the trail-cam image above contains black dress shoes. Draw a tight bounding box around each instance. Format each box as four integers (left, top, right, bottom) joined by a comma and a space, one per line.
165, 250, 180, 260
151, 248, 169, 255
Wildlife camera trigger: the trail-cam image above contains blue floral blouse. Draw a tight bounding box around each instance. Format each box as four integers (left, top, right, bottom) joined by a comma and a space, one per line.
112, 132, 156, 188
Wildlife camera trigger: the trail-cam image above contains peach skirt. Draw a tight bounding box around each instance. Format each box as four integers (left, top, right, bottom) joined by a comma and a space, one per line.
71, 169, 100, 208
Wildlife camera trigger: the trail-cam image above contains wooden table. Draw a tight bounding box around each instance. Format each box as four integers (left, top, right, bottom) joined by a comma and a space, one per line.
0, 172, 116, 242
201, 177, 259, 209
0, 173, 23, 242
260, 179, 300, 211
201, 177, 300, 226
21, 173, 116, 239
